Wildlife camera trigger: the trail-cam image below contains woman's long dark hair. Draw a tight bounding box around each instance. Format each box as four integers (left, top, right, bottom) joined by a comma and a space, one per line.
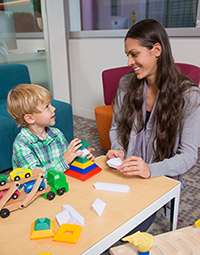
114, 19, 198, 162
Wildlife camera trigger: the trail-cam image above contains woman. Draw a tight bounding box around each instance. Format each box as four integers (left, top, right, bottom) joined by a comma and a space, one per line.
106, 19, 200, 232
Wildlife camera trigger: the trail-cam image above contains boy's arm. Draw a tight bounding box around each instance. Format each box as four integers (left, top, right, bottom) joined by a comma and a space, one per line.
12, 144, 69, 178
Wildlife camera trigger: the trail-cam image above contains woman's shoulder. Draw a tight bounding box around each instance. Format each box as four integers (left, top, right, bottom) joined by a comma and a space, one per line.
181, 79, 200, 108
181, 78, 199, 96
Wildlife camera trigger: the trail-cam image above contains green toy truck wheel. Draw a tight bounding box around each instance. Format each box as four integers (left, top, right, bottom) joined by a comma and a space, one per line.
57, 187, 66, 196
46, 191, 55, 200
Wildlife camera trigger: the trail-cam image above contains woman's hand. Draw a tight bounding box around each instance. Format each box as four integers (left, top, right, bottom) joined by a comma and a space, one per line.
117, 156, 151, 179
106, 149, 124, 161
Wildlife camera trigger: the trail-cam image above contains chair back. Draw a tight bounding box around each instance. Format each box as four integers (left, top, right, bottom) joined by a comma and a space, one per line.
176, 63, 200, 86
0, 64, 31, 100
102, 66, 132, 105
102, 63, 200, 106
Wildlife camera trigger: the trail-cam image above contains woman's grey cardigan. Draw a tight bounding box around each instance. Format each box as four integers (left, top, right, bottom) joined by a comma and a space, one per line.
109, 72, 200, 190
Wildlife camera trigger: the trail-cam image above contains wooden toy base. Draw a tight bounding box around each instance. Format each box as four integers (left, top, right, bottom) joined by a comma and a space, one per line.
109, 226, 200, 255
0, 168, 50, 218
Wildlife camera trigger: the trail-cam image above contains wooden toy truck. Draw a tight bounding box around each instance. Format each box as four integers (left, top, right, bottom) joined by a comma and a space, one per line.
0, 168, 51, 218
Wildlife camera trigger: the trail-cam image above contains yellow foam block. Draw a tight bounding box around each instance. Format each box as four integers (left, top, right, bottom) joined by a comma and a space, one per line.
122, 231, 154, 252
30, 220, 55, 240
195, 219, 200, 227
38, 253, 51, 255
71, 160, 94, 169
53, 223, 83, 243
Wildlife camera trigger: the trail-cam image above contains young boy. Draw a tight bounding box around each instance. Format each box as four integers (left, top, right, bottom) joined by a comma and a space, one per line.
7, 84, 94, 177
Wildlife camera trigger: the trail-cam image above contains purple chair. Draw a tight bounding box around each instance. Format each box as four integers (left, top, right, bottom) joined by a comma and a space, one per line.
102, 66, 133, 105
95, 66, 132, 151
95, 63, 200, 151
176, 63, 200, 86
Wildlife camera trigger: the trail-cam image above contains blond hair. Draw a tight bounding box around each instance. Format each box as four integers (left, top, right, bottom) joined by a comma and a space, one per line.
7, 84, 52, 127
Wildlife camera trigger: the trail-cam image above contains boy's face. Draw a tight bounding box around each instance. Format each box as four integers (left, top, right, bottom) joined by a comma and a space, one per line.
31, 101, 56, 128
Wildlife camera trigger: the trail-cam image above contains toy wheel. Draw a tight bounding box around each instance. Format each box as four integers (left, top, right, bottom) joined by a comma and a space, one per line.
0, 208, 10, 218
57, 188, 65, 196
38, 186, 44, 191
0, 180, 6, 186
12, 193, 18, 200
25, 173, 31, 178
14, 176, 20, 181
47, 192, 55, 200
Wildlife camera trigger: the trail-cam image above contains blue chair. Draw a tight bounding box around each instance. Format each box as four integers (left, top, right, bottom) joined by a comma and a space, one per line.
0, 64, 74, 172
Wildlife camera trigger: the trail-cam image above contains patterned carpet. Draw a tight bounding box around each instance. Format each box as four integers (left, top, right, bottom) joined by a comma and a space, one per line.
73, 115, 200, 254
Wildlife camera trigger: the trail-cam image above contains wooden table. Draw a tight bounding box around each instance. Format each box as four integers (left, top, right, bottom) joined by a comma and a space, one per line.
0, 156, 180, 255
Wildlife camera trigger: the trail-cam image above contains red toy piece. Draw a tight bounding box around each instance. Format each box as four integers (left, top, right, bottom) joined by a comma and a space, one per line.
0, 189, 20, 200
65, 166, 102, 181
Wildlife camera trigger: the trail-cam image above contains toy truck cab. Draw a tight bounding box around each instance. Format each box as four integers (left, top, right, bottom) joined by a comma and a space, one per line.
42, 170, 69, 200
0, 175, 8, 186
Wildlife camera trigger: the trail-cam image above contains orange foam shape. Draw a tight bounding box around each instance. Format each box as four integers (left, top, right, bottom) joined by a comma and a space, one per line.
30, 220, 55, 240
53, 223, 83, 243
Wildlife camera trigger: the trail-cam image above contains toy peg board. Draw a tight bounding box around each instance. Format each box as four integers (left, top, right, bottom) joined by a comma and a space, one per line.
109, 225, 200, 255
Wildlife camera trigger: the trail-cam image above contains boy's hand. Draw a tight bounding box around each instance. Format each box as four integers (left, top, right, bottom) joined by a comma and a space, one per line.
63, 138, 83, 164
86, 148, 95, 161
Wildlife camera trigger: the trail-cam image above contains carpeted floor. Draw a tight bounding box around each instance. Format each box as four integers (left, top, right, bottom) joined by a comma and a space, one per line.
73, 115, 200, 254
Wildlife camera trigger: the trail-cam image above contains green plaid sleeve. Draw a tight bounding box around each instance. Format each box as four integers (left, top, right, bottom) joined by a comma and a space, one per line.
12, 128, 70, 177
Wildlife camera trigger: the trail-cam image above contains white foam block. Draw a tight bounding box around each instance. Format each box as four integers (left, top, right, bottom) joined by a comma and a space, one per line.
92, 198, 106, 217
93, 182, 130, 193
107, 158, 122, 169
76, 148, 90, 158
63, 204, 84, 226
56, 210, 74, 226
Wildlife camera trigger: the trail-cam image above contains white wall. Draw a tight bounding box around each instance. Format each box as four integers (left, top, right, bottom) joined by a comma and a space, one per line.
170, 37, 200, 66
13, 37, 200, 121
68, 37, 200, 120
69, 38, 126, 118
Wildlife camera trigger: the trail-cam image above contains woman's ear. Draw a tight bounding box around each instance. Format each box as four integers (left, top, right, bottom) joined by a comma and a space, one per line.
154, 42, 162, 58
24, 114, 35, 124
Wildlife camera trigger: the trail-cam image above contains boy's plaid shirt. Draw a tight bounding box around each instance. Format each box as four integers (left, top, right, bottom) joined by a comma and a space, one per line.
12, 127, 69, 177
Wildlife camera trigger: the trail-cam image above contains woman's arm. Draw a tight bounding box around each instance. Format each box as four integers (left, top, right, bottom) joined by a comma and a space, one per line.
119, 88, 200, 178
149, 91, 200, 178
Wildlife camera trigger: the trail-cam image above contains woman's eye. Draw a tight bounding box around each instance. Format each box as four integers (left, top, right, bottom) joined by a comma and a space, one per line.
126, 52, 138, 58
132, 53, 138, 57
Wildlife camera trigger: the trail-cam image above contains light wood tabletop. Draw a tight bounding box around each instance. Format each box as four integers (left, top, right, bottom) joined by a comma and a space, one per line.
0, 156, 180, 255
